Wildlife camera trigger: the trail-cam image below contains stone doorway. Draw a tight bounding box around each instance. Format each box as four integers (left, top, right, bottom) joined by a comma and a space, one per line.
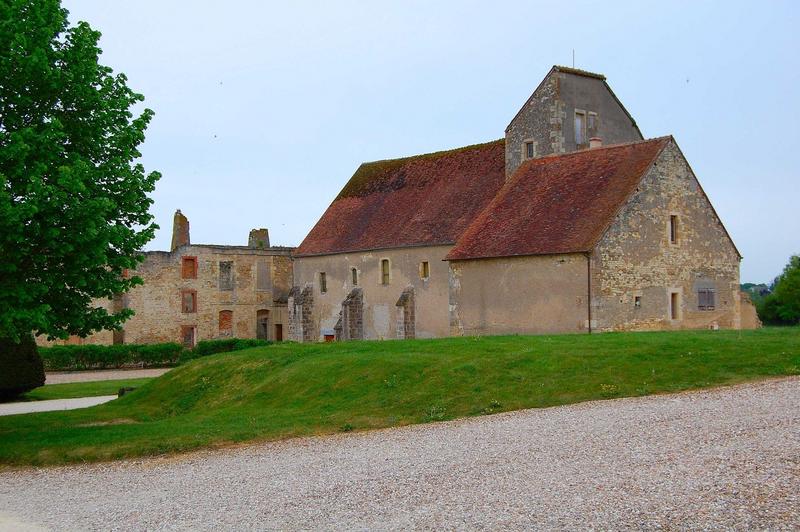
274, 323, 283, 341
257, 309, 270, 340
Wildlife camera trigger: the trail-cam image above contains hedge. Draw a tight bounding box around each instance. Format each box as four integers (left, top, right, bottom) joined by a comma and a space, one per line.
38, 338, 274, 371
39, 343, 184, 371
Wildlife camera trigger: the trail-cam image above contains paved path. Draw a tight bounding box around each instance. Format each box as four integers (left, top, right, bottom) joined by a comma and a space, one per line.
0, 396, 118, 417
45, 368, 171, 384
0, 378, 798, 530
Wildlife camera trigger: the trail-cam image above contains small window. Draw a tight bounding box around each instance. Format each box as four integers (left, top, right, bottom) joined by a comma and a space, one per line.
575, 111, 586, 145
319, 272, 327, 293
381, 259, 390, 285
634, 295, 641, 309
181, 256, 197, 279
669, 215, 678, 244
181, 289, 197, 313
420, 261, 430, 280
181, 325, 196, 348
698, 288, 716, 311
219, 261, 233, 290
587, 112, 598, 134
524, 141, 535, 160
670, 292, 680, 320
351, 267, 358, 286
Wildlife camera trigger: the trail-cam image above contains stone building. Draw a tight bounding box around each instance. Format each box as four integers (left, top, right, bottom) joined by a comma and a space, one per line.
39, 210, 293, 347
290, 65, 749, 340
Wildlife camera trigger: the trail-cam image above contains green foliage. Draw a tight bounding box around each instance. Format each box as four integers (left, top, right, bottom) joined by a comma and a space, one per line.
1, 328, 798, 466
186, 338, 272, 359
0, 0, 160, 343
39, 343, 183, 371
0, 335, 45, 400
757, 255, 800, 325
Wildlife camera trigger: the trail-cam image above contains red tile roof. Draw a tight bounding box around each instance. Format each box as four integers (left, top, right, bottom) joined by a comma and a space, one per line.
295, 140, 507, 257
446, 137, 671, 261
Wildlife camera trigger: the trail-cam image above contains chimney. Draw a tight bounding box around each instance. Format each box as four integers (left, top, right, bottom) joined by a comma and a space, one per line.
171, 209, 190, 251
589, 137, 603, 149
248, 228, 270, 249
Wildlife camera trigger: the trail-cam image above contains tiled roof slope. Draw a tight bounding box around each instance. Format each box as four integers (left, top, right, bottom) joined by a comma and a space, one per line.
295, 140, 507, 257
446, 137, 671, 261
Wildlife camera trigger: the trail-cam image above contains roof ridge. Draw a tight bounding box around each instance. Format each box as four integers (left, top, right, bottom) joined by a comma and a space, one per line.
553, 65, 606, 80
359, 138, 504, 167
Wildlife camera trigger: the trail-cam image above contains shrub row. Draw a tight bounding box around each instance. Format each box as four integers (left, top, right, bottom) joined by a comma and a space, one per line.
38, 338, 272, 371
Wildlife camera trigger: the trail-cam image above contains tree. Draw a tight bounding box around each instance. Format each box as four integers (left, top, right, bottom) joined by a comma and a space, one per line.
0, 0, 159, 394
757, 255, 800, 325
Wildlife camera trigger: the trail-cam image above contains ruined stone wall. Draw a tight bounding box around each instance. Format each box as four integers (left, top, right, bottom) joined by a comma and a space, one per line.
505, 70, 642, 177
292, 245, 451, 341
448, 254, 588, 336
591, 141, 741, 331
41, 246, 294, 346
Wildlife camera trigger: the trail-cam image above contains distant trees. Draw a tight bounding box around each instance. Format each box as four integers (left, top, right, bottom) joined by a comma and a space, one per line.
756, 255, 800, 326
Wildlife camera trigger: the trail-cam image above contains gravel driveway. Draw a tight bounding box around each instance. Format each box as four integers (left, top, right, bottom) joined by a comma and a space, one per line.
1, 377, 798, 530
45, 368, 171, 384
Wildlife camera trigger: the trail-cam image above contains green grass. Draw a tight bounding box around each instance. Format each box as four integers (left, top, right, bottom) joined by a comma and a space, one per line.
20, 378, 154, 402
1, 328, 798, 467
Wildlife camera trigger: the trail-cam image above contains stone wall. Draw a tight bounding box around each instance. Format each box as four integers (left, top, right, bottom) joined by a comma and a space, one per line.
448, 254, 588, 336
591, 141, 741, 331
292, 245, 451, 341
505, 69, 642, 177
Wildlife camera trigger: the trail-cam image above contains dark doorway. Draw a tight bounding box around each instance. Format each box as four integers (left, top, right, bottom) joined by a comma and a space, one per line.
274, 323, 283, 342
257, 309, 270, 340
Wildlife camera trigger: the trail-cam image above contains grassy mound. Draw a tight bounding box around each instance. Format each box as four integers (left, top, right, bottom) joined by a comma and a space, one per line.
0, 328, 798, 466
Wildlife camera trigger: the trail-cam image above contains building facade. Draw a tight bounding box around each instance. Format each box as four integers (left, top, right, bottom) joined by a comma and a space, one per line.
290, 65, 753, 341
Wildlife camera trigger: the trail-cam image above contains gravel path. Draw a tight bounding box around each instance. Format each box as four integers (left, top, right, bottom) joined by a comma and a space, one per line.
0, 396, 118, 417
1, 377, 798, 530
45, 368, 171, 384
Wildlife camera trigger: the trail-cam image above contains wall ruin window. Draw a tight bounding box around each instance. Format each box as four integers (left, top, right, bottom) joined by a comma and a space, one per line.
381, 259, 390, 285
575, 110, 586, 145
181, 289, 197, 313
351, 267, 358, 286
670, 292, 680, 320
181, 325, 196, 348
319, 272, 327, 293
697, 288, 716, 311
181, 256, 197, 279
256, 260, 271, 291
420, 261, 430, 280
219, 310, 233, 337
634, 295, 641, 309
257, 309, 270, 340
669, 215, 679, 244
219, 261, 233, 290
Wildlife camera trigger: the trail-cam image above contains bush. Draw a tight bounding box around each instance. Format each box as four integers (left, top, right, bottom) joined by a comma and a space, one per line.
39, 343, 183, 371
0, 335, 45, 400
185, 338, 272, 361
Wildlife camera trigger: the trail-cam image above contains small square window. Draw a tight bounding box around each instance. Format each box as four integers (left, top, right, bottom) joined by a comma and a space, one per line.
524, 141, 535, 160
319, 272, 327, 293
420, 261, 430, 279
181, 256, 197, 279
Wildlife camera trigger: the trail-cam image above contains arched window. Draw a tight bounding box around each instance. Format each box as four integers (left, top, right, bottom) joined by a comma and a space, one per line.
351, 267, 358, 286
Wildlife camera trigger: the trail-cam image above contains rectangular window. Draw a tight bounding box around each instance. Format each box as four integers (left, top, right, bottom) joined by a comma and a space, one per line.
670, 292, 680, 320
181, 325, 196, 348
319, 272, 327, 293
219, 261, 233, 291
381, 259, 390, 285
351, 267, 358, 286
587, 112, 598, 134
181, 289, 197, 313
575, 111, 586, 145
634, 295, 641, 308
698, 288, 716, 311
256, 260, 271, 291
669, 215, 678, 244
181, 256, 197, 279
420, 261, 430, 279
524, 141, 535, 160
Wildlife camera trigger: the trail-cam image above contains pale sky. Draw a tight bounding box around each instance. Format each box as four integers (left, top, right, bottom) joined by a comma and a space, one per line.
63, 0, 799, 284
